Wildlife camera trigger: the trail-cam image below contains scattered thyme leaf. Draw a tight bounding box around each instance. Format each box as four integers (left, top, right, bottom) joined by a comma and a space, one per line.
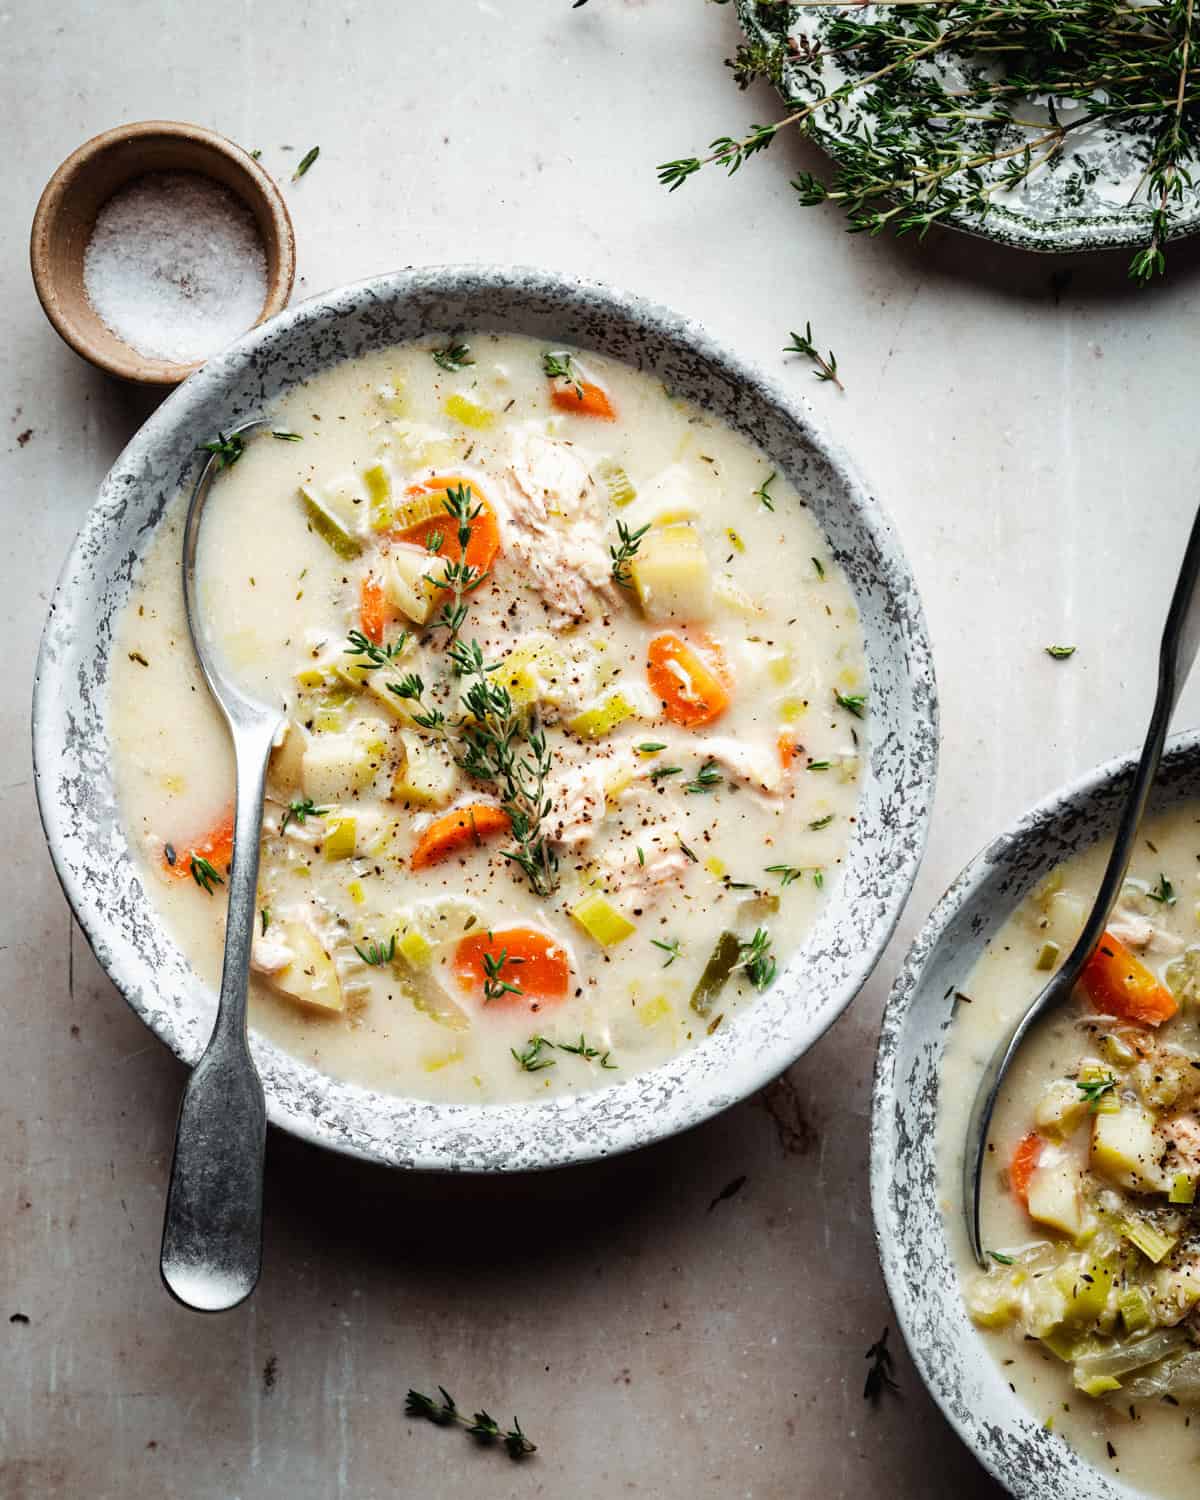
684, 759, 723, 794
432, 341, 475, 373
652, 937, 683, 967
542, 350, 584, 399
292, 145, 319, 181
1148, 873, 1177, 906
199, 431, 245, 470
1046, 645, 1077, 660
785, 323, 843, 391
988, 1250, 1015, 1266
753, 471, 776, 511
354, 935, 396, 967
272, 430, 303, 442
281, 798, 327, 834
835, 690, 867, 719
512, 1036, 555, 1073
808, 814, 834, 831
610, 519, 650, 589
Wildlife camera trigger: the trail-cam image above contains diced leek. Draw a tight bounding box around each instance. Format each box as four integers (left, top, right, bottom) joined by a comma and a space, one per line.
690, 931, 741, 1016
630, 523, 713, 622
604, 768, 634, 804
567, 692, 637, 740
1171, 1173, 1197, 1205
705, 856, 726, 879
398, 929, 433, 967
779, 698, 807, 723
497, 636, 565, 709
363, 462, 393, 532
768, 650, 793, 686
323, 816, 357, 861
1165, 947, 1200, 1005
597, 460, 636, 508
1036, 940, 1060, 971
444, 393, 495, 429
1122, 1216, 1178, 1264
966, 1272, 1023, 1328
1118, 1285, 1153, 1333
1075, 1373, 1121, 1398
725, 527, 744, 552
571, 892, 637, 947
347, 880, 365, 906
299, 485, 362, 559
422, 1047, 465, 1072
637, 994, 672, 1028
1052, 1257, 1115, 1325
393, 488, 450, 533
1100, 1032, 1138, 1067
376, 380, 407, 417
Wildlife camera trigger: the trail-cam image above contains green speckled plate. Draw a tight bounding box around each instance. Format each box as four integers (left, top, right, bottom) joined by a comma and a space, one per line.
737, 0, 1200, 255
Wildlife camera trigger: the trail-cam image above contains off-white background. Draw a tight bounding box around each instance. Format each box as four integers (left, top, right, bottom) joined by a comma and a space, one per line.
5, 2, 1200, 1496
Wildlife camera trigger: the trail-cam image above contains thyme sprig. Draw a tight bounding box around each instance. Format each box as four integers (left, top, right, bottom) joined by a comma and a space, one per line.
432, 341, 474, 372
1076, 1072, 1118, 1111
785, 324, 843, 390
280, 797, 327, 834
199, 432, 245, 470
513, 1033, 617, 1070
190, 855, 225, 894
610, 519, 650, 589
405, 1387, 536, 1461
355, 935, 396, 967
482, 945, 525, 1003
659, 1, 1200, 283
433, 484, 490, 641
345, 629, 409, 669
737, 927, 777, 991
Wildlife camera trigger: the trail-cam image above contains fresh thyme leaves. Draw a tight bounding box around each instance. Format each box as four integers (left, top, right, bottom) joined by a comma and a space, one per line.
812, 556, 825, 580
433, 485, 490, 641
678, 836, 699, 863
988, 1250, 1015, 1266
432, 341, 474, 372
355, 935, 396, 967
272, 429, 303, 442
807, 760, 831, 772
785, 324, 843, 391
556, 1034, 617, 1067
610, 519, 650, 589
766, 863, 824, 889
835, 690, 867, 719
752, 471, 777, 511
1148, 873, 1177, 905
649, 764, 683, 783
292, 145, 319, 181
638, 741, 667, 753
199, 431, 245, 470
512, 1035, 555, 1072
542, 350, 583, 399
737, 928, 777, 991
1077, 1072, 1118, 1111
808, 814, 834, 831
453, 641, 558, 896
864, 1326, 900, 1404
280, 798, 327, 834
1046, 644, 1077, 660
426, 530, 445, 554
660, 3, 1200, 284
482, 945, 525, 1003
345, 628, 409, 668
637, 846, 645, 866
684, 759, 723, 794
652, 937, 683, 967
260, 908, 269, 935
190, 855, 224, 894
405, 1388, 536, 1461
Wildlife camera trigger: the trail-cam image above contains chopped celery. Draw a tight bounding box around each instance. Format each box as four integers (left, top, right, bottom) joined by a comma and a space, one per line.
1052, 1257, 1115, 1325
323, 816, 357, 861
1171, 1172, 1197, 1205
636, 994, 672, 1028
1036, 940, 1060, 971
571, 892, 636, 947
1041, 1327, 1087, 1362
347, 880, 365, 906
597, 459, 636, 508
725, 527, 745, 552
1118, 1286, 1153, 1334
1121, 1216, 1178, 1264
363, 462, 393, 531
567, 691, 637, 740
444, 393, 495, 429
690, 931, 741, 1016
1075, 1373, 1121, 1398
705, 856, 726, 879
299, 485, 362, 559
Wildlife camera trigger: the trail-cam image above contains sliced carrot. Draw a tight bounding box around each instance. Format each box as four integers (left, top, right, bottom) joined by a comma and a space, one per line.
360, 573, 389, 645
646, 632, 732, 728
778, 731, 801, 768
454, 926, 571, 1008
410, 803, 511, 869
1009, 1131, 1044, 1207
549, 378, 616, 420
163, 810, 235, 881
1080, 931, 1178, 1027
395, 475, 501, 578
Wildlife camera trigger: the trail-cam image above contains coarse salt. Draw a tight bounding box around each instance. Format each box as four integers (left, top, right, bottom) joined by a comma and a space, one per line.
83, 171, 268, 364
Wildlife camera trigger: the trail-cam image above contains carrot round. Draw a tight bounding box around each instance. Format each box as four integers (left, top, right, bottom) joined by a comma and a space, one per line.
778, 730, 801, 768
410, 803, 511, 869
1009, 1131, 1044, 1206
360, 573, 389, 645
163, 810, 234, 881
396, 475, 501, 577
454, 926, 571, 1008
1080, 931, 1178, 1027
549, 378, 616, 420
646, 633, 732, 728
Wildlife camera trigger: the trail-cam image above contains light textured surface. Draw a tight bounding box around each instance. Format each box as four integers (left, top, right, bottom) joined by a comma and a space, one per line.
5, 2, 1200, 1497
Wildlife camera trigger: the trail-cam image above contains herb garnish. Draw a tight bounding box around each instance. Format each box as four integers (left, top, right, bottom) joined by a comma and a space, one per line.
482, 945, 525, 1004
989, 1250, 1015, 1266
405, 1388, 535, 1461
199, 432, 245, 470
1077, 1073, 1118, 1111
610, 519, 650, 590
649, 764, 683, 783
190, 855, 225, 894
1148, 873, 1177, 905
752, 471, 776, 511
355, 935, 396, 967
280, 798, 327, 834
345, 628, 409, 669
835, 690, 867, 719
292, 146, 319, 181
272, 430, 303, 442
737, 928, 776, 991
260, 908, 270, 935
785, 323, 843, 391
512, 1036, 555, 1072
807, 760, 831, 772
684, 759, 723, 794
652, 937, 683, 967
432, 341, 474, 372
678, 836, 698, 863
765, 864, 823, 889
433, 484, 490, 641
808, 814, 834, 831
556, 1034, 617, 1067
542, 350, 583, 399
811, 556, 825, 580
1046, 645, 1077, 660
864, 1327, 900, 1403
637, 741, 667, 754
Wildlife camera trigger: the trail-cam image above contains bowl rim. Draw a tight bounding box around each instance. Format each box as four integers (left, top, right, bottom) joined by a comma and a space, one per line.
29, 118, 296, 386
34, 262, 938, 1171
869, 729, 1200, 1499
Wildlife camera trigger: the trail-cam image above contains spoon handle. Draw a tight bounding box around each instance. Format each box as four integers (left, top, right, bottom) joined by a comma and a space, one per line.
160, 720, 274, 1311
965, 500, 1200, 1264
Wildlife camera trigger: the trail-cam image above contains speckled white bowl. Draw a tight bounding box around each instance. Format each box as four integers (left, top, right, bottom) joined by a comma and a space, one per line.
34, 265, 937, 1171
871, 731, 1200, 1498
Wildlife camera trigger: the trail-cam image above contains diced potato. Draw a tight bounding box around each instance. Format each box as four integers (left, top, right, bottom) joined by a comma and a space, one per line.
630, 523, 712, 622
323, 815, 357, 861
382, 543, 441, 624
622, 466, 698, 530
1027, 1161, 1084, 1238
364, 667, 422, 727
567, 691, 637, 740
571, 892, 637, 947
965, 1271, 1024, 1328
1092, 1107, 1166, 1192
270, 922, 344, 1012
390, 732, 458, 808
268, 721, 307, 795
1042, 890, 1088, 947
1034, 1079, 1090, 1138
300, 726, 380, 802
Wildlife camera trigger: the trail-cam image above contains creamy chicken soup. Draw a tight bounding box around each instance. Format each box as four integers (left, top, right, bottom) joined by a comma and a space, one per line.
111, 334, 865, 1103
941, 806, 1200, 1498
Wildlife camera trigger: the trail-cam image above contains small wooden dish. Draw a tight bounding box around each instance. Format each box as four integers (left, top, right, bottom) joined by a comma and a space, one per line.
30, 120, 296, 386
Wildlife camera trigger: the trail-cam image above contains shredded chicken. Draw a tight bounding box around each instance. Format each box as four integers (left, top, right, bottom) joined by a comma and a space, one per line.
1160, 1112, 1200, 1179
545, 760, 611, 847
1109, 901, 1187, 956
598, 831, 690, 904
691, 736, 783, 794
251, 934, 293, 976
502, 429, 615, 627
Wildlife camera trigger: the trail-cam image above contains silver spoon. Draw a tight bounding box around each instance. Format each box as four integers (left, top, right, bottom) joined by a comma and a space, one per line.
965, 502, 1200, 1266
160, 420, 283, 1311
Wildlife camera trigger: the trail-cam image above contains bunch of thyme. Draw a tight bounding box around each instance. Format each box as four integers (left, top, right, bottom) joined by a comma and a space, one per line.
660, 0, 1200, 282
